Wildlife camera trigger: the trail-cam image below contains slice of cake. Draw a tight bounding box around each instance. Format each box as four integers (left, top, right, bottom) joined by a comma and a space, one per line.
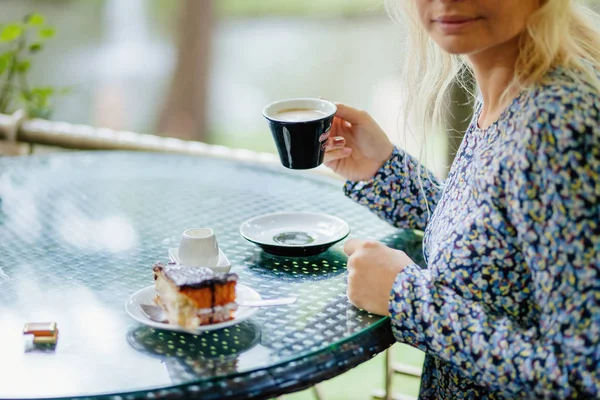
152, 262, 238, 329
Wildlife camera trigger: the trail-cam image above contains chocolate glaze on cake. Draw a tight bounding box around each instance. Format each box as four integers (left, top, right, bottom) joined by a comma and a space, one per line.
153, 262, 238, 289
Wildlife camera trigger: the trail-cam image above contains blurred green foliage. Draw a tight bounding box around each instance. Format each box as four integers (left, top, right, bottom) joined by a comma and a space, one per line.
216, 0, 383, 17
0, 13, 66, 119
149, 0, 382, 27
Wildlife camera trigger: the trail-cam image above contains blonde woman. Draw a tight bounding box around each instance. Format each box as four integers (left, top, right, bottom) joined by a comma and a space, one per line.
324, 0, 600, 398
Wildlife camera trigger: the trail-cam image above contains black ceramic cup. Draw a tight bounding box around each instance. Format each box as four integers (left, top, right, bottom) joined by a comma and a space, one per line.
263, 98, 337, 170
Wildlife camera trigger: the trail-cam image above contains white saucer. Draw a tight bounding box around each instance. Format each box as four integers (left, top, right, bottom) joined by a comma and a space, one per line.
125, 284, 261, 333
168, 247, 231, 274
239, 212, 350, 257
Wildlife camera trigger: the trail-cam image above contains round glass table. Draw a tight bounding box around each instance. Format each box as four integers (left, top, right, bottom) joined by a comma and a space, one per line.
0, 152, 424, 399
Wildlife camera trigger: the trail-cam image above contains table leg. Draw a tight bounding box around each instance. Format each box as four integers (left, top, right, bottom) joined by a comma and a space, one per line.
311, 384, 325, 400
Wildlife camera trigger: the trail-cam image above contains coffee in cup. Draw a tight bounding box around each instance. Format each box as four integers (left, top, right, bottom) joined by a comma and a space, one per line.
263, 98, 336, 169
271, 108, 330, 122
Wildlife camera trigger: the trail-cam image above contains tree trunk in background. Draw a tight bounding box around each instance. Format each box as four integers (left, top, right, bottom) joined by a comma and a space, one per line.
158, 0, 213, 141
446, 80, 475, 165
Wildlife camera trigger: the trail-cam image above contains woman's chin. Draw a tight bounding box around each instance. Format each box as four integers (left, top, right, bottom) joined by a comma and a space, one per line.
436, 42, 477, 55
432, 37, 483, 55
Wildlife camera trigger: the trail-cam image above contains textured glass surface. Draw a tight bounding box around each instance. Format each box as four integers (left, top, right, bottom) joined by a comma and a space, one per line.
0, 152, 423, 398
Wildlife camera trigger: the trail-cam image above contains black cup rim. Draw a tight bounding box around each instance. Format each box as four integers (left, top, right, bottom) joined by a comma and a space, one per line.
262, 98, 337, 124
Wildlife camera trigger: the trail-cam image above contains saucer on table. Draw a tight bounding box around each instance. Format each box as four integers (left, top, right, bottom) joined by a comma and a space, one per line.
239, 212, 350, 257
168, 247, 232, 274
125, 284, 261, 333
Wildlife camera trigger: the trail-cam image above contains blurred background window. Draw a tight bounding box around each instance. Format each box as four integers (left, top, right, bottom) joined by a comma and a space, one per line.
1, 0, 447, 176
2, 0, 599, 177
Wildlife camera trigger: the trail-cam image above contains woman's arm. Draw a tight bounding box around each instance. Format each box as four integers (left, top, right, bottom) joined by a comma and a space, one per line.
389, 103, 600, 398
321, 103, 444, 231
344, 146, 443, 231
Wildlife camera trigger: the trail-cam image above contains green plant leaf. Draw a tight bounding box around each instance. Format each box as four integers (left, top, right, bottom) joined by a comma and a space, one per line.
39, 26, 55, 39
24, 85, 56, 119
16, 60, 31, 73
0, 59, 7, 75
0, 52, 12, 75
29, 42, 43, 53
26, 13, 45, 26
1, 24, 23, 42
31, 86, 54, 97
25, 105, 53, 119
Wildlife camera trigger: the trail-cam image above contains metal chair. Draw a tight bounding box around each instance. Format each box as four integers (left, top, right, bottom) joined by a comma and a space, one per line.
371, 348, 422, 400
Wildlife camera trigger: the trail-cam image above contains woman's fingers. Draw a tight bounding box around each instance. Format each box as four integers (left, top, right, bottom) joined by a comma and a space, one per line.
330, 116, 353, 137
325, 136, 345, 151
323, 147, 352, 164
320, 98, 362, 124
329, 116, 344, 135
334, 103, 367, 125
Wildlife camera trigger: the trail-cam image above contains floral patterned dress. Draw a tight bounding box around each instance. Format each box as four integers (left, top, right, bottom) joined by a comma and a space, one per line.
345, 67, 600, 399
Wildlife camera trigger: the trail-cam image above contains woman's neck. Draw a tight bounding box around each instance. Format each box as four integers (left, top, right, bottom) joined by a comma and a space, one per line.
468, 36, 521, 129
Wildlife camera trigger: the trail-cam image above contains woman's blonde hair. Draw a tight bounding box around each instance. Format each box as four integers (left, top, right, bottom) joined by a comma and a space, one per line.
386, 0, 600, 142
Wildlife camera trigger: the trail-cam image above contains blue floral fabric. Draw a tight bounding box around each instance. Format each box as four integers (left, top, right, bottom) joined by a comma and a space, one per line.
344, 68, 600, 399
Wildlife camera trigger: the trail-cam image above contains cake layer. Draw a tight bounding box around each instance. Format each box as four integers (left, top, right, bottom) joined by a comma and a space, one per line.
180, 282, 236, 309
152, 262, 238, 328
153, 262, 237, 289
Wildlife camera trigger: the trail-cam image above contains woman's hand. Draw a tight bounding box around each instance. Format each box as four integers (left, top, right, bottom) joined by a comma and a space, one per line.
344, 239, 415, 315
324, 103, 394, 181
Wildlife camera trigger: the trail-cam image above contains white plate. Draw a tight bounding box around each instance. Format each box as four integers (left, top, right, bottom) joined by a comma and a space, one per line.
125, 284, 261, 333
168, 247, 231, 274
239, 211, 350, 256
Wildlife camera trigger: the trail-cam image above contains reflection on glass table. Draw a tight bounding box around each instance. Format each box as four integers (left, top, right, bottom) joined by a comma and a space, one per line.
0, 152, 422, 399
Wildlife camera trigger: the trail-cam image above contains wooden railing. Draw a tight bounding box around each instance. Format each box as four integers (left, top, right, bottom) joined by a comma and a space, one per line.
0, 110, 339, 179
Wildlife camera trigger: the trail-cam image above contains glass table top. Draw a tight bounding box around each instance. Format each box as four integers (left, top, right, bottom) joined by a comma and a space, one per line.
0, 152, 423, 398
